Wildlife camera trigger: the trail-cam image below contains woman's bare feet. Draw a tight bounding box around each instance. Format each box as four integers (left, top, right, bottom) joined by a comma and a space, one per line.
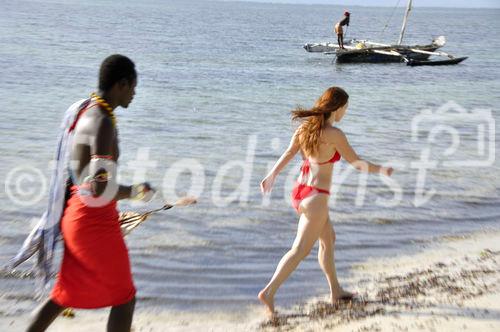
258, 289, 275, 318
331, 288, 355, 304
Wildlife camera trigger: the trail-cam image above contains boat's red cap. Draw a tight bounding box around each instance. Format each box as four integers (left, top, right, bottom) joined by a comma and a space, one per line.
344, 11, 350, 16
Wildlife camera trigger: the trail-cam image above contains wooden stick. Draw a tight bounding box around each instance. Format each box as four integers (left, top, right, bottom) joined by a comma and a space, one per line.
119, 196, 197, 236
409, 48, 454, 58
120, 196, 197, 225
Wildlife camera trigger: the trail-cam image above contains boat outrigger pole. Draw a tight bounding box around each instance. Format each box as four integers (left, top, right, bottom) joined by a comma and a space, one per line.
398, 0, 412, 45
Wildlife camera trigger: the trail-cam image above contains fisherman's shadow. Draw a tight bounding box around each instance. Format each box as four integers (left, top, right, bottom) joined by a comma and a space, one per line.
332, 61, 400, 74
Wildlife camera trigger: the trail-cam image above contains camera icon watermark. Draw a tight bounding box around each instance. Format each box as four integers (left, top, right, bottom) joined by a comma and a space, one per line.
411, 101, 495, 168
409, 101, 495, 206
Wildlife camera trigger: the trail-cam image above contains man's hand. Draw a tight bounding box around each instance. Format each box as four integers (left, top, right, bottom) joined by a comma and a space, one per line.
131, 182, 156, 202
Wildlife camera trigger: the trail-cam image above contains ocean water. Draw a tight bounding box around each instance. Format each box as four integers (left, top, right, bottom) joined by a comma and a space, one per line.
0, 0, 499, 315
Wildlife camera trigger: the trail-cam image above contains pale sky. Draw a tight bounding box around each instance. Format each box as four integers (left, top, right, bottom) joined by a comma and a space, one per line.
227, 0, 500, 8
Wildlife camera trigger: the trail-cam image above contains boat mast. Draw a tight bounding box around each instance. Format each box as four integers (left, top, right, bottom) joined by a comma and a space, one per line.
398, 0, 412, 45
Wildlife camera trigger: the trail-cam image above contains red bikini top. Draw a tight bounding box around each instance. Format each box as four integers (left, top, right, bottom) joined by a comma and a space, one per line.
306, 151, 341, 165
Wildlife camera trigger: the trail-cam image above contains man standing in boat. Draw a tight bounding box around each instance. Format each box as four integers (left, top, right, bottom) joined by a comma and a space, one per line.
334, 11, 350, 50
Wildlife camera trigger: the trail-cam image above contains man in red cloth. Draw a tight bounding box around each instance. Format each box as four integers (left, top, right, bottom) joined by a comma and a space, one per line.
27, 55, 154, 332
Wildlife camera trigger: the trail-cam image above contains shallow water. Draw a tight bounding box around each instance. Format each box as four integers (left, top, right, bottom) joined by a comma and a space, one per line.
0, 0, 499, 313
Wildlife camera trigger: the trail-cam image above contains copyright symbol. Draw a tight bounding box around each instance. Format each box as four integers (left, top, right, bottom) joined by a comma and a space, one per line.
5, 166, 47, 207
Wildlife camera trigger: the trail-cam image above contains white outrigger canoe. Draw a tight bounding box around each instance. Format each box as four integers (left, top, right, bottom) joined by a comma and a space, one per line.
303, 0, 467, 66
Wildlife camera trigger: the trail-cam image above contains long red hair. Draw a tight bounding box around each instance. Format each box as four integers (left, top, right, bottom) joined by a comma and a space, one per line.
291, 87, 349, 156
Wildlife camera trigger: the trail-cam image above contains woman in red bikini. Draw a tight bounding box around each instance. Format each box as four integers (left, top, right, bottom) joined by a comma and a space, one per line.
258, 86, 393, 317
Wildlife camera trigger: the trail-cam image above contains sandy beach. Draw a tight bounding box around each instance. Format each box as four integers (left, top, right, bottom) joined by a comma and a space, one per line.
1, 228, 498, 331
261, 229, 500, 332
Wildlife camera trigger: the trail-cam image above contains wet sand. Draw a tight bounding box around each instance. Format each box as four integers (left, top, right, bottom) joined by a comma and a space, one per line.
260, 230, 500, 332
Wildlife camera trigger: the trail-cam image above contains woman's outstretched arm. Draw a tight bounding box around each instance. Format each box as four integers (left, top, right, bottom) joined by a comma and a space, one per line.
326, 127, 393, 176
261, 131, 301, 193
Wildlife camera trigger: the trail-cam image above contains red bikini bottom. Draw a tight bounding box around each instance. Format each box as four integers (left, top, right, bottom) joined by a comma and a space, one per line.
291, 182, 330, 214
